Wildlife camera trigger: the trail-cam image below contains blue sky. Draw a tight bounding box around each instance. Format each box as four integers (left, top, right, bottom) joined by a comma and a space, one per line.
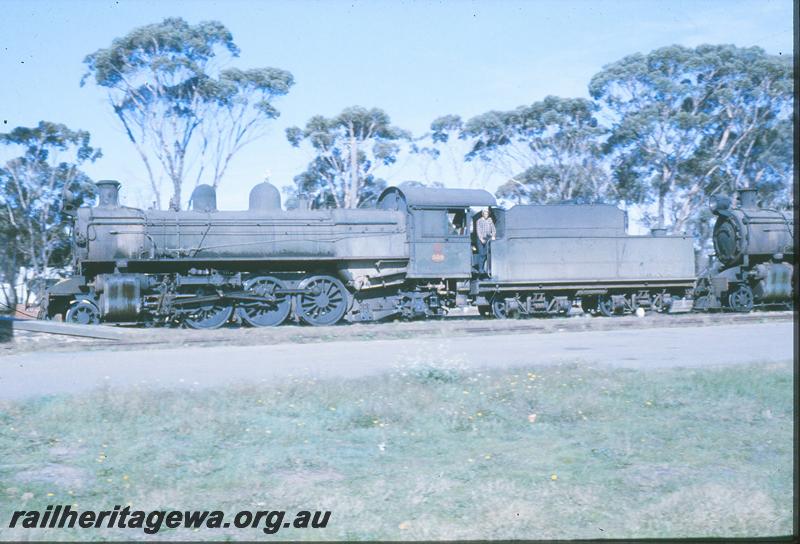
0, 0, 793, 209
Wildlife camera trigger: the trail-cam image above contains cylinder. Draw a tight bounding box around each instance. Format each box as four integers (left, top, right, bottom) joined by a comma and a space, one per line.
753, 262, 793, 302
96, 274, 142, 321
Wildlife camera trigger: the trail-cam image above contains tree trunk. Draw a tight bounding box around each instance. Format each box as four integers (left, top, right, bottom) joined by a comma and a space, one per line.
348, 131, 359, 208
658, 163, 670, 229
1, 267, 18, 315
172, 180, 182, 211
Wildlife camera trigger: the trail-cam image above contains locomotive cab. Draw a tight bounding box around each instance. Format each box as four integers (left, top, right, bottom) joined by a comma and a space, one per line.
377, 186, 496, 279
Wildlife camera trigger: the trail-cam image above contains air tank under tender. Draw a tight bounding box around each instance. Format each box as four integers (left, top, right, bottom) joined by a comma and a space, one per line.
190, 184, 217, 212
249, 181, 282, 211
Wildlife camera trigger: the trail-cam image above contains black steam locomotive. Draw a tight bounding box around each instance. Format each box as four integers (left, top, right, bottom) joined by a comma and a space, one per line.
40, 180, 790, 328
694, 189, 794, 312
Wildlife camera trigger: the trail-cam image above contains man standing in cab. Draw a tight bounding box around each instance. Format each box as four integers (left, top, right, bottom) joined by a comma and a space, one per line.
476, 208, 496, 277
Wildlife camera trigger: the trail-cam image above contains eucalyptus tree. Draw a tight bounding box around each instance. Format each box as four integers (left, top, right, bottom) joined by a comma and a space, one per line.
590, 44, 793, 236
82, 17, 294, 209
286, 107, 410, 208
456, 96, 612, 205
410, 114, 495, 189
0, 122, 100, 304
0, 213, 21, 312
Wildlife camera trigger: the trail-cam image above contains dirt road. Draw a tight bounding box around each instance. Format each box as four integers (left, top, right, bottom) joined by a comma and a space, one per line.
1, 320, 792, 400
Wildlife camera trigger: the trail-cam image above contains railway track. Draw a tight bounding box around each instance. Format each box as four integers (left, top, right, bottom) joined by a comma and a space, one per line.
453, 311, 794, 335
2, 310, 793, 356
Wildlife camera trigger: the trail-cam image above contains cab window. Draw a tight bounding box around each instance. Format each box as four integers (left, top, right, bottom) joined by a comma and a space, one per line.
420, 209, 447, 237
447, 208, 468, 236
418, 208, 470, 238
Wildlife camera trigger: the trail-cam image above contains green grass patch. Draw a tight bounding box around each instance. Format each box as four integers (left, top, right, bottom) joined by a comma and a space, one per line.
0, 359, 793, 540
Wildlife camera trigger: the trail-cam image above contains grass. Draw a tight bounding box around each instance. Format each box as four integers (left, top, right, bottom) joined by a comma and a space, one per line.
0, 358, 793, 540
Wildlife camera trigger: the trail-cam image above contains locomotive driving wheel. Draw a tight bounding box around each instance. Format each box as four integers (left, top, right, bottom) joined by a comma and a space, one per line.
235, 276, 291, 327
65, 300, 100, 325
179, 287, 233, 329
296, 275, 349, 326
727, 284, 754, 313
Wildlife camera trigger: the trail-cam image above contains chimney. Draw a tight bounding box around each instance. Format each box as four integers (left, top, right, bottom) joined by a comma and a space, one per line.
737, 188, 757, 209
96, 180, 121, 208
650, 228, 667, 237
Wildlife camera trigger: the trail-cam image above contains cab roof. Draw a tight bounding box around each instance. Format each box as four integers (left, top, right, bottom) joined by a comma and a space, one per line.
377, 185, 496, 210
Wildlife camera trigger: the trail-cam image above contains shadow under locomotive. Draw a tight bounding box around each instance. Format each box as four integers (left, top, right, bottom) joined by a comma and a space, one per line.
39, 180, 790, 329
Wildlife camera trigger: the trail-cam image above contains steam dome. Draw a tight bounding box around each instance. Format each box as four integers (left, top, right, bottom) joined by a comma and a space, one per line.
190, 184, 217, 212
249, 181, 281, 211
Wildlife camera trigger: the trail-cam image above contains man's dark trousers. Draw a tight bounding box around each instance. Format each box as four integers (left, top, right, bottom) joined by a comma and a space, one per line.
477, 240, 488, 275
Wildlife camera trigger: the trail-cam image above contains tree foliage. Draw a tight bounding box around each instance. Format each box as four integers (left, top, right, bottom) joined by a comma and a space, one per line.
0, 122, 100, 306
409, 115, 495, 189
286, 107, 410, 208
82, 17, 294, 209
590, 44, 793, 236
455, 96, 612, 205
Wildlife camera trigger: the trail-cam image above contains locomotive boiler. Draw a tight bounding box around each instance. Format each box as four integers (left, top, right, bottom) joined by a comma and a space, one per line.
43, 180, 496, 327
694, 188, 794, 312
44, 179, 406, 327
42, 178, 699, 328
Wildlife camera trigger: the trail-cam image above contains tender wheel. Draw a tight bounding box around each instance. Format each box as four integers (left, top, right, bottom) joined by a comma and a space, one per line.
727, 284, 754, 313
180, 288, 233, 329
236, 276, 291, 327
597, 295, 617, 317
65, 300, 100, 325
296, 275, 348, 326
491, 299, 508, 319
655, 292, 673, 313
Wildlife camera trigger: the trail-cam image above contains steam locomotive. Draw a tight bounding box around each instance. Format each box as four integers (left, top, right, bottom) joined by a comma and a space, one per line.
694, 188, 794, 312
40, 179, 791, 328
